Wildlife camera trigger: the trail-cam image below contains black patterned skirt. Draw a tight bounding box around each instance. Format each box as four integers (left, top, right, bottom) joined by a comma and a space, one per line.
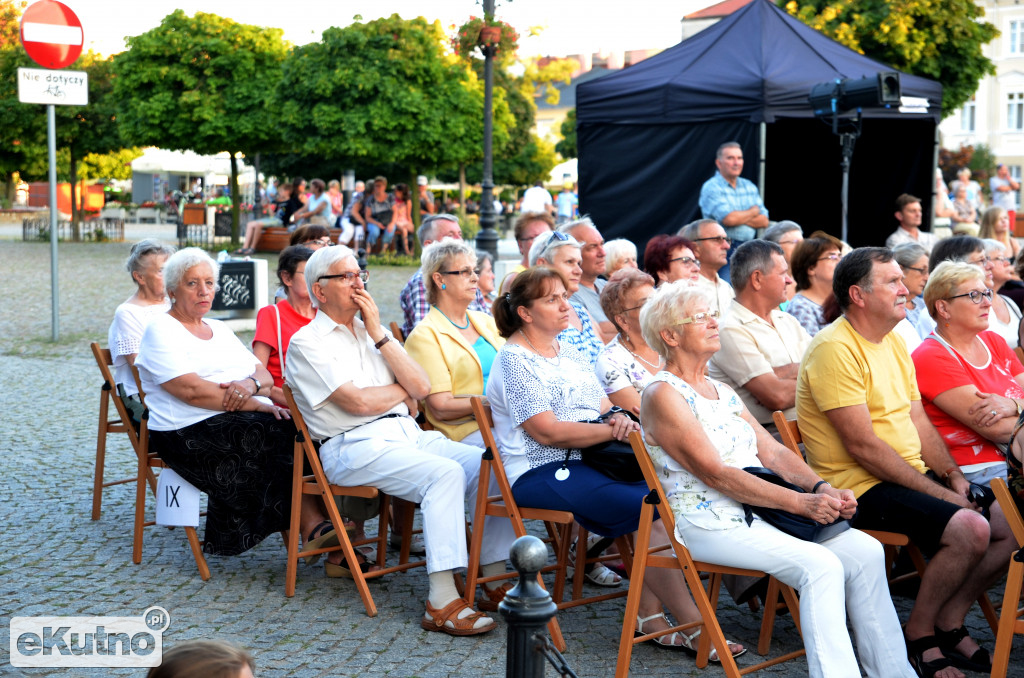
149, 411, 296, 556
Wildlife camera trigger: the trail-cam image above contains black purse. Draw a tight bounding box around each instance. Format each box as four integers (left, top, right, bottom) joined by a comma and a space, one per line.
561, 407, 644, 483
741, 467, 853, 543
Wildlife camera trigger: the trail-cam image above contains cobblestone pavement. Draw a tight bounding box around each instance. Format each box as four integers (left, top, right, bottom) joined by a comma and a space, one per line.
0, 225, 1019, 676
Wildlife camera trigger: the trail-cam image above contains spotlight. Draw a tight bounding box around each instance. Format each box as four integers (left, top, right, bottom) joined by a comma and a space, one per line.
809, 72, 901, 115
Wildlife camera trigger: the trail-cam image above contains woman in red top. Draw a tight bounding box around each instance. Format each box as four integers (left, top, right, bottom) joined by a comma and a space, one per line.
253, 246, 316, 406
912, 260, 1024, 487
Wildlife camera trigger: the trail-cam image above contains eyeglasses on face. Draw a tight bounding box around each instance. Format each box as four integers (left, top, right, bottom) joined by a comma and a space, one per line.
622, 298, 652, 314
991, 256, 1013, 265
310, 237, 334, 247
902, 265, 928, 275
967, 256, 992, 266
693, 235, 732, 245
440, 268, 480, 278
945, 288, 993, 304
817, 253, 841, 262
317, 270, 369, 285
670, 256, 701, 267
677, 309, 721, 325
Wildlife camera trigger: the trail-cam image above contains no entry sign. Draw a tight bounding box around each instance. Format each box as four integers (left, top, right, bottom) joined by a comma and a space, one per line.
20, 0, 83, 70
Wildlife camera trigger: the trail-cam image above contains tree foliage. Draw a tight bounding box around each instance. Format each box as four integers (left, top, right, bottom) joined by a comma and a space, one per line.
112, 10, 288, 240
273, 15, 512, 183
783, 0, 997, 117
0, 1, 25, 50
79, 147, 144, 182
555, 108, 576, 159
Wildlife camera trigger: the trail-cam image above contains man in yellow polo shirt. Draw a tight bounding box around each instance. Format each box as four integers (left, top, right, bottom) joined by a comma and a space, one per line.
797, 247, 1015, 677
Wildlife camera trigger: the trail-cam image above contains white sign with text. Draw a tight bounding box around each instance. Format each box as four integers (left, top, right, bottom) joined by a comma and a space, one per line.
155, 468, 201, 527
17, 67, 87, 105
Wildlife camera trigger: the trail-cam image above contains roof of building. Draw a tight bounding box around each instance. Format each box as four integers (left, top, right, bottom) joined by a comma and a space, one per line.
684, 0, 755, 20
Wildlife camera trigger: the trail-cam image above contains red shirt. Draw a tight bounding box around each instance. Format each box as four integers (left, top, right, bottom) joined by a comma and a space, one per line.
253, 300, 313, 387
913, 331, 1024, 467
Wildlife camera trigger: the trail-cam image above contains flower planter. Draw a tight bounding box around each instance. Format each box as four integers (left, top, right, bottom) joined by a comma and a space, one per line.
479, 26, 502, 45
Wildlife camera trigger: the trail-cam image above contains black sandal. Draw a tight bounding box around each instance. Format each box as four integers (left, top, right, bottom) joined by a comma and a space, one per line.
303, 521, 339, 565
905, 633, 955, 678
934, 625, 991, 672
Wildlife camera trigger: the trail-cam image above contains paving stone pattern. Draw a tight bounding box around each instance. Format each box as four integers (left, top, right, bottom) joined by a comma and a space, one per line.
0, 225, 1018, 676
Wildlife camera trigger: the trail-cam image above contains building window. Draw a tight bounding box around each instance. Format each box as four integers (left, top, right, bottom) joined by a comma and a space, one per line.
1012, 166, 1022, 183
1013, 21, 1024, 54
961, 97, 976, 132
1009, 92, 1024, 130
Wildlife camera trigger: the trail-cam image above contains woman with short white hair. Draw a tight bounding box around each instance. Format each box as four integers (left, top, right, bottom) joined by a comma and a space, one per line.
529, 230, 605, 366
604, 238, 638, 276
107, 239, 175, 420
982, 238, 1022, 348
137, 248, 336, 559
639, 281, 915, 678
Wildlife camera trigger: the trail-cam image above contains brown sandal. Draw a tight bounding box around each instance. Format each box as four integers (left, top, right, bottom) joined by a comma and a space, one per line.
477, 581, 515, 612
421, 599, 496, 636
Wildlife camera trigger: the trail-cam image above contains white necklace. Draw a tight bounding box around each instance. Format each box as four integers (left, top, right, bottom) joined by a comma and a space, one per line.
620, 336, 661, 371
519, 330, 560, 364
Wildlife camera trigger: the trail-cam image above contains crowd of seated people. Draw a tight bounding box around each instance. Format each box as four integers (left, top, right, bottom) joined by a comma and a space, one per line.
106, 179, 1024, 674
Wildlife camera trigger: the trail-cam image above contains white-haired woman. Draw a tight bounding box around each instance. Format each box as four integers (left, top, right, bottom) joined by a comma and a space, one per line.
982, 238, 1022, 348
136, 248, 336, 558
638, 281, 915, 678
604, 238, 638, 276
108, 239, 175, 421
529, 230, 605, 366
405, 240, 505, 447
893, 241, 934, 341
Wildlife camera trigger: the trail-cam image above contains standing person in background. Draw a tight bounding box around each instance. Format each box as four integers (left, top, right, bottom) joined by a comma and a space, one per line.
418, 176, 436, 215
390, 183, 414, 255
364, 176, 396, 254
556, 181, 578, 225
520, 181, 554, 216
327, 180, 344, 221
991, 164, 1020, 234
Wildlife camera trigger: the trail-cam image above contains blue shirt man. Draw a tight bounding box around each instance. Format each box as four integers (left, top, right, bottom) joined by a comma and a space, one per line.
698, 141, 769, 245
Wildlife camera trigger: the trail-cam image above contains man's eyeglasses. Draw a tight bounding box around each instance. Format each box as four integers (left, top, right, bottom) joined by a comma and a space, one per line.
693, 235, 732, 245
945, 288, 993, 304
440, 268, 480, 278
317, 270, 369, 285
670, 256, 700, 267
677, 310, 721, 325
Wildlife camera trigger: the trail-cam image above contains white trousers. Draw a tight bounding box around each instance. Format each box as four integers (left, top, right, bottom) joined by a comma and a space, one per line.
321, 416, 514, 574
678, 519, 916, 678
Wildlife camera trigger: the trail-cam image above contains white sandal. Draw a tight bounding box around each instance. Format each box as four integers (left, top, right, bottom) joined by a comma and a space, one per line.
635, 613, 746, 661
567, 538, 622, 587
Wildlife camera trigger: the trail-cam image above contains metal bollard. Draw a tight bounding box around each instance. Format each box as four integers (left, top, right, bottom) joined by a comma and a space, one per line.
500, 536, 559, 678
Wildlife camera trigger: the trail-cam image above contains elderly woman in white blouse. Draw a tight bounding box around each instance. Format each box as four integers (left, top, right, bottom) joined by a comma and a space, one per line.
108, 239, 175, 421
983, 238, 1022, 349
639, 281, 915, 678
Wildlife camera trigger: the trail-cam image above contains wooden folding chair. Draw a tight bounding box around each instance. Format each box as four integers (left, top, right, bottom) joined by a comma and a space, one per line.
90, 342, 157, 520
992, 477, 1024, 676
128, 365, 211, 581
464, 396, 633, 651
617, 431, 805, 677
772, 411, 999, 634
389, 321, 405, 344
281, 385, 425, 615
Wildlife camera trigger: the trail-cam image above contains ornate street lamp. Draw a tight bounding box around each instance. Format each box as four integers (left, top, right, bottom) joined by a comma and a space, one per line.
474, 0, 499, 262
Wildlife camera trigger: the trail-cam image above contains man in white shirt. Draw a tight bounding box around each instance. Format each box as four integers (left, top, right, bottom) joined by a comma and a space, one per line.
885, 194, 937, 253
679, 218, 735, 316
520, 181, 554, 216
285, 245, 513, 636
709, 240, 812, 432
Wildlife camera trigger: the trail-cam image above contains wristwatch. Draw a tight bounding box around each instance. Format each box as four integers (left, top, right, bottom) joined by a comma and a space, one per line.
248, 376, 261, 394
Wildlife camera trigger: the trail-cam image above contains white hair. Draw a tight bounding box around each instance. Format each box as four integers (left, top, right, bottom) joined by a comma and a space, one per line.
164, 247, 218, 296
528, 231, 581, 267
639, 281, 713, 358
304, 245, 356, 304
604, 238, 638, 275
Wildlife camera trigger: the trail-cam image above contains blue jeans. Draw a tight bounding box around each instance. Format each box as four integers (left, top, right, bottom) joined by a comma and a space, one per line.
720, 225, 757, 284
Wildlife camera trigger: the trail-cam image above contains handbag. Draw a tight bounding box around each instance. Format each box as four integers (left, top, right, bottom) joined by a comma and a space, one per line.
741, 467, 853, 543
562, 407, 644, 483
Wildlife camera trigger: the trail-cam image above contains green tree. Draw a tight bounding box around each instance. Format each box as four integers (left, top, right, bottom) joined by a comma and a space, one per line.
555, 109, 576, 159
274, 14, 513, 224
79, 147, 144, 182
113, 10, 288, 242
0, 1, 26, 50
783, 0, 997, 117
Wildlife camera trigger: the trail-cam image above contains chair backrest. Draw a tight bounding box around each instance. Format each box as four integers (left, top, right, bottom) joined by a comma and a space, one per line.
771, 410, 802, 455
282, 384, 339, 494
389, 321, 405, 344
469, 396, 527, 527
628, 430, 682, 552
90, 342, 146, 449
993, 476, 1024, 548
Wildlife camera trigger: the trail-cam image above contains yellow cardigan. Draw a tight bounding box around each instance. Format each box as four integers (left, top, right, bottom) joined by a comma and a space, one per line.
404, 307, 505, 441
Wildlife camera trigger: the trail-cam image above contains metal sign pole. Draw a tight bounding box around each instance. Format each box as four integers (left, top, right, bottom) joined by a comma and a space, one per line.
48, 102, 59, 341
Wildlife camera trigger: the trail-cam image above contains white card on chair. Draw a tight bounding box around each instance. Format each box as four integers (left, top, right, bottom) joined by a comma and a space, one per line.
156, 468, 201, 527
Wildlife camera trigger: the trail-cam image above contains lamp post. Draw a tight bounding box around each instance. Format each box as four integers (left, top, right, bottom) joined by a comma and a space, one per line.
475, 0, 499, 262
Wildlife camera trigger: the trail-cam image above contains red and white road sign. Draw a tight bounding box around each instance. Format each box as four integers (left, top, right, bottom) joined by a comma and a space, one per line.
19, 1, 83, 70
